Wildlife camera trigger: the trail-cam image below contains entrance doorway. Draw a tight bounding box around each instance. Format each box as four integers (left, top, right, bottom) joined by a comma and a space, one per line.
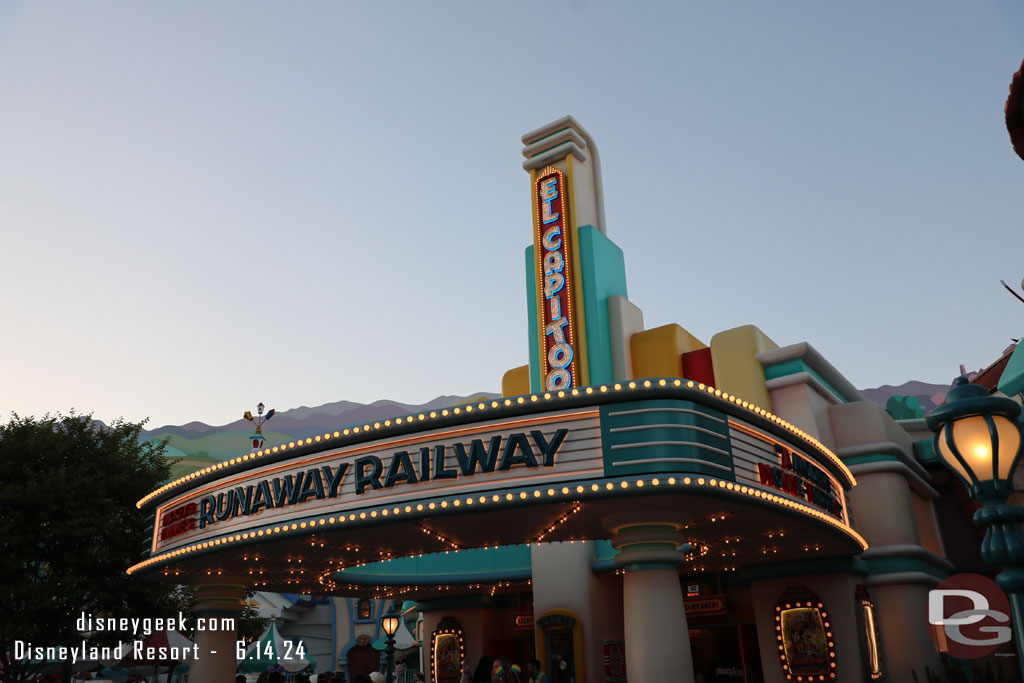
689, 622, 763, 683
543, 629, 575, 683
347, 644, 380, 681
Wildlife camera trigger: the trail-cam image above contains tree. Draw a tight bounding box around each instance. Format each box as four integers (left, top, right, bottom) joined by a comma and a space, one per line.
0, 413, 184, 683
174, 585, 268, 641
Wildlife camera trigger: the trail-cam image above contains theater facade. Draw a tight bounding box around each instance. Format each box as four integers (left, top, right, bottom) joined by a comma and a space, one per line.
132, 117, 968, 682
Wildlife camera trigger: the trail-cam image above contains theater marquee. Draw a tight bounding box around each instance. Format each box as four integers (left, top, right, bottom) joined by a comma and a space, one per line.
141, 383, 860, 568
152, 409, 602, 554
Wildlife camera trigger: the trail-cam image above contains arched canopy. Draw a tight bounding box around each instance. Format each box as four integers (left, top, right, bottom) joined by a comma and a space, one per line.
131, 381, 865, 596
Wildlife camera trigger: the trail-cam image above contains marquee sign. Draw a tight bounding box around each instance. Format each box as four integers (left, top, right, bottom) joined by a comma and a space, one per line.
730, 420, 847, 523
159, 502, 198, 542
191, 428, 569, 530
533, 167, 581, 391
143, 393, 858, 562
757, 443, 843, 520
151, 411, 603, 553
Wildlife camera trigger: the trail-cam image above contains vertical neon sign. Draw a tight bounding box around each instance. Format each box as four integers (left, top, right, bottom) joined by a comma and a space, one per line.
534, 166, 579, 391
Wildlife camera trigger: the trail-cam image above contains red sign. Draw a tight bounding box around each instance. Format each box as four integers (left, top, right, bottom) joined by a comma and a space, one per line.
757, 444, 843, 519
685, 596, 727, 615
534, 167, 579, 392
159, 502, 198, 542
514, 614, 534, 629
602, 641, 626, 681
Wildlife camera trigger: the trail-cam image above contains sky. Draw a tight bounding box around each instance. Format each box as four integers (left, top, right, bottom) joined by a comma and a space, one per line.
1, 1, 1022, 429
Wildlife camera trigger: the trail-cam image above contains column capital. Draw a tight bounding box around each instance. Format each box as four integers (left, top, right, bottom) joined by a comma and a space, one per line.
193, 582, 248, 616
602, 510, 689, 570
601, 509, 689, 533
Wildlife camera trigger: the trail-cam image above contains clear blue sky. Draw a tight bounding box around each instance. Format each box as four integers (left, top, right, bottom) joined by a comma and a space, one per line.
1, 1, 1022, 428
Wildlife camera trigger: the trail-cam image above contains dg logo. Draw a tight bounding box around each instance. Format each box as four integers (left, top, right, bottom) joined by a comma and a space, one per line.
927, 573, 1012, 659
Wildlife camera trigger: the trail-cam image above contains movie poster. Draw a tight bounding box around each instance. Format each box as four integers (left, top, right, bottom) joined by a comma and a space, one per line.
434, 632, 461, 682
780, 607, 829, 676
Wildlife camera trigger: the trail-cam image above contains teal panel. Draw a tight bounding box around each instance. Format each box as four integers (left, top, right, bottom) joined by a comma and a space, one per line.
842, 453, 901, 467
576, 225, 628, 386
863, 555, 950, 580
727, 556, 869, 585
416, 594, 521, 612
599, 399, 734, 478
998, 344, 1024, 397
525, 245, 541, 393
336, 545, 532, 583
913, 437, 939, 465
763, 359, 849, 403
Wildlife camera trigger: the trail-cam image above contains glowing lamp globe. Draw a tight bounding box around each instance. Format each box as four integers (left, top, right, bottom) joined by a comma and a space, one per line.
382, 608, 401, 637
926, 377, 1024, 500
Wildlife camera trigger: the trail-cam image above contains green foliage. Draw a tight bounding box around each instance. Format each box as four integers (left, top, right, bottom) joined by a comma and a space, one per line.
886, 394, 925, 420
174, 586, 267, 641
915, 654, 1013, 683
0, 413, 186, 682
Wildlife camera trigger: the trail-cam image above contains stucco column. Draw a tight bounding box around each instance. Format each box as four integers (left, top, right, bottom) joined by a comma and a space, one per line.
188, 583, 247, 681
866, 577, 942, 680
604, 511, 692, 683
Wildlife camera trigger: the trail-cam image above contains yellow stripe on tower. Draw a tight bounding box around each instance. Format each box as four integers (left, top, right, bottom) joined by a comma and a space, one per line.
565, 154, 590, 386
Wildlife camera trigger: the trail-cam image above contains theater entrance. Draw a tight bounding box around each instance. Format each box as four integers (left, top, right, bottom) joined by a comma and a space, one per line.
689, 622, 763, 683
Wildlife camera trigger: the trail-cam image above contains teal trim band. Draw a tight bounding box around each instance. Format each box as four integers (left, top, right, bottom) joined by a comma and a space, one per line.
623, 562, 678, 571
576, 225, 628, 386
334, 545, 533, 586
730, 556, 869, 584
335, 568, 532, 586
525, 245, 541, 394
616, 523, 681, 534
864, 556, 950, 580
763, 359, 850, 403
843, 453, 902, 467
616, 542, 679, 552
415, 594, 521, 612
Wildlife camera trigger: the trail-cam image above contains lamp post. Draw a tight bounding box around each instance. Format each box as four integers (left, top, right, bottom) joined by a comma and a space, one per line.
381, 606, 401, 683
926, 376, 1024, 676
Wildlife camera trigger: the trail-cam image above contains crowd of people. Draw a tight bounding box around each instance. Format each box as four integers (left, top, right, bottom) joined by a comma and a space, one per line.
235, 670, 428, 683
459, 657, 550, 683
227, 653, 551, 683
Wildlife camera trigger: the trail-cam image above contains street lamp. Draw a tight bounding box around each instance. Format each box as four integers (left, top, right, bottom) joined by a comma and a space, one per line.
926, 376, 1024, 675
381, 605, 401, 683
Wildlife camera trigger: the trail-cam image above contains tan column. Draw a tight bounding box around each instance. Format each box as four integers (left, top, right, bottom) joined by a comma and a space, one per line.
604, 511, 693, 683
188, 583, 247, 681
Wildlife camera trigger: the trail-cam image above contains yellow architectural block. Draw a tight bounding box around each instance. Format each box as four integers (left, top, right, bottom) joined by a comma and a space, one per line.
709, 325, 778, 409
630, 324, 706, 380
502, 365, 531, 397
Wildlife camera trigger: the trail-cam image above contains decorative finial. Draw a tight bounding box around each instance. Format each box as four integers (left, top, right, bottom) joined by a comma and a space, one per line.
244, 402, 275, 449
1000, 279, 1024, 305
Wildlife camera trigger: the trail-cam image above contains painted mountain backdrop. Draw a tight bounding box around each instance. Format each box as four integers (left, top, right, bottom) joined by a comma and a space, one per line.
144, 394, 500, 480
145, 382, 959, 482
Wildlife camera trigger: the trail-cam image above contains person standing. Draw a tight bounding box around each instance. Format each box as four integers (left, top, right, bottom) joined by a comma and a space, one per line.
524, 659, 549, 683
471, 656, 493, 683
490, 658, 522, 683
